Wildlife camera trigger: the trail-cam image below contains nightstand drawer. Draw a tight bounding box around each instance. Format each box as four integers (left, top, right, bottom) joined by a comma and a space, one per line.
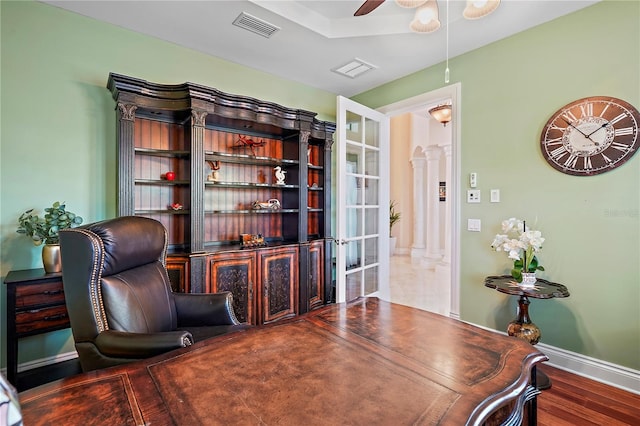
16, 281, 65, 308
16, 304, 69, 336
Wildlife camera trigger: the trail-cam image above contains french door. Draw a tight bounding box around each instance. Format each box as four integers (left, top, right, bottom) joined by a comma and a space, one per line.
335, 96, 390, 303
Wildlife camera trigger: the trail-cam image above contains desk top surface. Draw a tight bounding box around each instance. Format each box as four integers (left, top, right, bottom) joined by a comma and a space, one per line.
19, 298, 546, 425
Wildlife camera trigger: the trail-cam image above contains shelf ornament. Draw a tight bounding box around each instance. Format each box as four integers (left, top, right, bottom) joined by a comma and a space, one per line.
274, 166, 287, 185
234, 135, 266, 156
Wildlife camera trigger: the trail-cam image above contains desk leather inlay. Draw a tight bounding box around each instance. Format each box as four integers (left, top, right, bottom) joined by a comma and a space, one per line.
20, 375, 143, 426
148, 321, 458, 425
313, 298, 505, 386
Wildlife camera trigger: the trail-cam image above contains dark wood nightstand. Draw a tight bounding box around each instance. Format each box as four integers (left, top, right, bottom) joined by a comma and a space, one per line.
4, 268, 70, 386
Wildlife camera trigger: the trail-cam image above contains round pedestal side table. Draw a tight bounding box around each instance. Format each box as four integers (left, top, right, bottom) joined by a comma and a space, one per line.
484, 275, 570, 390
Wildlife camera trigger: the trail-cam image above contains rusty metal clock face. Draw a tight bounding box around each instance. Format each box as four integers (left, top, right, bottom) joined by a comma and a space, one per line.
540, 96, 640, 176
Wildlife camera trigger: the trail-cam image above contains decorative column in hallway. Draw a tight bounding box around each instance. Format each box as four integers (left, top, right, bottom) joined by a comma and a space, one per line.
410, 154, 426, 258
439, 144, 452, 265
423, 146, 442, 268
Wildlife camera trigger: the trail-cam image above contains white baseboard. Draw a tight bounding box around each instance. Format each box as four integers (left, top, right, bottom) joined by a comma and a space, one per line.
0, 351, 79, 377
537, 342, 640, 395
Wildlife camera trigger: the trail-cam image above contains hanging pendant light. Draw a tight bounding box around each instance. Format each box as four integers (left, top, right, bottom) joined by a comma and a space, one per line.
429, 104, 452, 126
463, 0, 501, 20
410, 0, 440, 33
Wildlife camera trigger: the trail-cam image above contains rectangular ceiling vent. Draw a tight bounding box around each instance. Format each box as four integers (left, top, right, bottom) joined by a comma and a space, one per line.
233, 12, 280, 38
331, 58, 377, 79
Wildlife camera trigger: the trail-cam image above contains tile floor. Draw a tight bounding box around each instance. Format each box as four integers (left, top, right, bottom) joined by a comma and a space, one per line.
388, 255, 451, 317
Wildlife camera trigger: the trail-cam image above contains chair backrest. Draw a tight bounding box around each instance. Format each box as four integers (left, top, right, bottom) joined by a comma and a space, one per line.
60, 216, 179, 347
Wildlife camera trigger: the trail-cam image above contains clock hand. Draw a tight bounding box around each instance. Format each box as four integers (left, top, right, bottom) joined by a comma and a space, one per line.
560, 117, 590, 138
586, 122, 608, 138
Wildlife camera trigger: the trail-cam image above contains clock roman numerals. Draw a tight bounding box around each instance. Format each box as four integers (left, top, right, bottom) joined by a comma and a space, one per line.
580, 103, 593, 118
562, 110, 578, 123
609, 112, 628, 126
614, 127, 634, 137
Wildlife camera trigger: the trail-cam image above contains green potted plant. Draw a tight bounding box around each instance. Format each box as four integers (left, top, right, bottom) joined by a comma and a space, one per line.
389, 200, 401, 256
17, 201, 83, 273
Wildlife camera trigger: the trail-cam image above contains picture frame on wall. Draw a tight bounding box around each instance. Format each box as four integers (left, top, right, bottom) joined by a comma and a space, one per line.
439, 182, 446, 202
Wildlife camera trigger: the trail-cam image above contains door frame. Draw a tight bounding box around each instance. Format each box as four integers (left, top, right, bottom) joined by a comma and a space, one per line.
377, 83, 462, 319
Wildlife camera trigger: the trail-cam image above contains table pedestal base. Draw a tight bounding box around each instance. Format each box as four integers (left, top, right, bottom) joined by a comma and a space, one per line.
508, 295, 552, 390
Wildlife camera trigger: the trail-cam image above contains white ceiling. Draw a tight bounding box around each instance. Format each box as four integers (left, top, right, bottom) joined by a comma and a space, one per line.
42, 0, 599, 97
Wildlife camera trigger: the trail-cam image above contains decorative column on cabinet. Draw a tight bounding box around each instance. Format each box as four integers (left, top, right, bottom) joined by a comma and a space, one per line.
298, 130, 310, 244
189, 110, 207, 293
323, 135, 334, 304
116, 103, 137, 216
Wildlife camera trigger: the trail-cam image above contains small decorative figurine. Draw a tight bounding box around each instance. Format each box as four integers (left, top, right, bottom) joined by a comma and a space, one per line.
235, 135, 266, 156
274, 166, 286, 185
252, 199, 281, 210
240, 233, 266, 248
169, 203, 183, 211
307, 147, 312, 165
164, 171, 175, 181
206, 161, 220, 182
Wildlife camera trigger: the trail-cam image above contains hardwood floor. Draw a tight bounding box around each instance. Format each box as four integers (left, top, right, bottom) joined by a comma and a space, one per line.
537, 364, 640, 425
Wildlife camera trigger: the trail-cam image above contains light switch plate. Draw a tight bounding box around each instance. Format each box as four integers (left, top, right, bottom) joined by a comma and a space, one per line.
467, 219, 481, 232
490, 189, 500, 203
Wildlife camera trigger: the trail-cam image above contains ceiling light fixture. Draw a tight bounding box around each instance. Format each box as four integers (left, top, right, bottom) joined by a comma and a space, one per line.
388, 0, 501, 33
429, 104, 452, 126
463, 0, 501, 20
409, 0, 440, 33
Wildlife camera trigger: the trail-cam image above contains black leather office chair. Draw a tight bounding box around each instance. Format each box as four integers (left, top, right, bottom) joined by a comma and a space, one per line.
59, 216, 246, 372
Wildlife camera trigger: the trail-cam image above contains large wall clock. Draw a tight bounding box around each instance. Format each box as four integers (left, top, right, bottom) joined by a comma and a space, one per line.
540, 96, 640, 176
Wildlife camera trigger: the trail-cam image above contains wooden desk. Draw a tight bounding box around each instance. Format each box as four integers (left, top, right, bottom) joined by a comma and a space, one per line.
19, 298, 547, 425
4, 268, 70, 386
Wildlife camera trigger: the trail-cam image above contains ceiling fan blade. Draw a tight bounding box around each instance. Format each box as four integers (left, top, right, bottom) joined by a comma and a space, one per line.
354, 0, 386, 16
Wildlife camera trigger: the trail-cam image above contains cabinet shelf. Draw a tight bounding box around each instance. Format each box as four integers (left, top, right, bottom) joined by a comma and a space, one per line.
135, 210, 190, 215
136, 179, 189, 185
205, 181, 299, 189
307, 186, 324, 191
206, 209, 299, 214
135, 148, 190, 158
205, 151, 299, 167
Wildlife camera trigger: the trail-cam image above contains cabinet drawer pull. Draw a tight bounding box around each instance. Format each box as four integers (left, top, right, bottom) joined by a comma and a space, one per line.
44, 314, 67, 321
43, 289, 63, 295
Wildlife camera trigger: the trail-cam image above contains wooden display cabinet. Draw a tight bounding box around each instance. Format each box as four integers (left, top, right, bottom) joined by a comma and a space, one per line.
108, 73, 334, 320
207, 245, 298, 325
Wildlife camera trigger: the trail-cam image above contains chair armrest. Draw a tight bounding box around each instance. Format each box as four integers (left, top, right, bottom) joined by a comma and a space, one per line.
174, 292, 240, 327
94, 329, 193, 358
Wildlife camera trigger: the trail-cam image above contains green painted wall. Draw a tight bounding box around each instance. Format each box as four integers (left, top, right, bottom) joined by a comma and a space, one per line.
354, 1, 639, 370
0, 0, 337, 368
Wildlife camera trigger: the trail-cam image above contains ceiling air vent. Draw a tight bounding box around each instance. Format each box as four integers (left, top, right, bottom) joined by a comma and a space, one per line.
233, 12, 280, 38
331, 58, 377, 79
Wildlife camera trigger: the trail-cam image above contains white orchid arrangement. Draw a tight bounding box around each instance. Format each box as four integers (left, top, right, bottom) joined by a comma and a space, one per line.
491, 218, 545, 282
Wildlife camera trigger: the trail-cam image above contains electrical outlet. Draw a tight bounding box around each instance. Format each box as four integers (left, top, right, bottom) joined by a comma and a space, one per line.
467, 189, 481, 203
469, 173, 477, 188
